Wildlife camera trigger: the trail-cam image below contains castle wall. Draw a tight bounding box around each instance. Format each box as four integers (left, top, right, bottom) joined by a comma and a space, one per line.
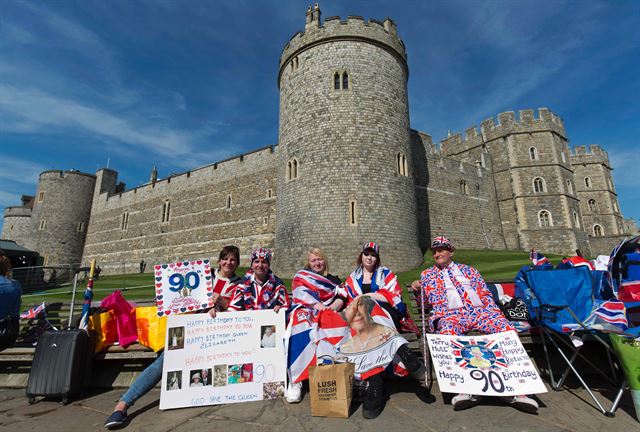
82, 147, 277, 273
1, 207, 32, 247
274, 13, 422, 278
30, 171, 96, 266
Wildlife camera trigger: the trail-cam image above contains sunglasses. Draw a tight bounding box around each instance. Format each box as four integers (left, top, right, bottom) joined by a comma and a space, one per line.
362, 251, 378, 257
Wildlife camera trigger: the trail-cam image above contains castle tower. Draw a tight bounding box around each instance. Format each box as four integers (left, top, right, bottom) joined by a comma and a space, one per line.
2, 195, 35, 248
30, 170, 96, 266
571, 145, 625, 239
273, 5, 423, 277
443, 108, 589, 255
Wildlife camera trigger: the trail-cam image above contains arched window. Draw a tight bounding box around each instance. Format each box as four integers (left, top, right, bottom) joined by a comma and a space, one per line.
561, 151, 566, 163
529, 147, 538, 161
566, 180, 573, 195
593, 224, 604, 237
342, 72, 349, 90
533, 177, 546, 193
162, 201, 171, 223
460, 180, 468, 195
588, 199, 596, 212
334, 72, 340, 90
584, 177, 591, 188
396, 153, 408, 176
573, 212, 580, 229
266, 189, 272, 198
613, 201, 619, 213
226, 194, 232, 209
349, 200, 357, 226
538, 210, 552, 227
287, 158, 299, 181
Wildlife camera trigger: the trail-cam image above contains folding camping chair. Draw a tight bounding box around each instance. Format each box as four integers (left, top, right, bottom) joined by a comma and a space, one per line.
519, 266, 637, 417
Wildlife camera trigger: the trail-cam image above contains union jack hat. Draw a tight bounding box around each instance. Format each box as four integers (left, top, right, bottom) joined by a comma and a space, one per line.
362, 242, 380, 255
251, 247, 272, 263
430, 236, 454, 251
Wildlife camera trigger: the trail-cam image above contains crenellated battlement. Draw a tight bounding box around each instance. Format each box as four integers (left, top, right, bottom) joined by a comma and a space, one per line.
570, 144, 611, 166
279, 4, 406, 85
441, 108, 566, 156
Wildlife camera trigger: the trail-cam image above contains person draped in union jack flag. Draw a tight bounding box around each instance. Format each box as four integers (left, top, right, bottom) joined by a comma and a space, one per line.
411, 236, 539, 414
105, 246, 242, 429
286, 248, 345, 403
227, 247, 290, 312
0, 253, 22, 350
340, 242, 416, 333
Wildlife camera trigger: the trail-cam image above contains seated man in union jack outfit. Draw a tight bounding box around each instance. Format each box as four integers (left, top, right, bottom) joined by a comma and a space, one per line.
411, 236, 538, 413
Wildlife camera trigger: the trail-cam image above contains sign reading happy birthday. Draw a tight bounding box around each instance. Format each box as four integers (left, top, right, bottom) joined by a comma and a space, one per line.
154, 259, 213, 317
426, 331, 547, 396
160, 310, 286, 410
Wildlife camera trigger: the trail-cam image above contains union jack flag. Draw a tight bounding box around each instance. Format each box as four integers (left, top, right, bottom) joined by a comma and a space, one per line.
20, 302, 46, 320
562, 300, 628, 332
291, 269, 338, 308
529, 250, 550, 266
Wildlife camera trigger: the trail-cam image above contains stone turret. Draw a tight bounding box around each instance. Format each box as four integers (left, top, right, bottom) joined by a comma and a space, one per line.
274, 4, 422, 277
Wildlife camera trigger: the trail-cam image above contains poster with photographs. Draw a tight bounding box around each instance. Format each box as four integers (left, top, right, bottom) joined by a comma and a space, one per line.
160, 309, 286, 410
426, 330, 547, 396
154, 259, 213, 317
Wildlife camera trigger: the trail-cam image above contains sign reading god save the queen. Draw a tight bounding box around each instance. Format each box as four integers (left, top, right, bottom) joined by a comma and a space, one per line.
154, 259, 213, 316
427, 331, 547, 396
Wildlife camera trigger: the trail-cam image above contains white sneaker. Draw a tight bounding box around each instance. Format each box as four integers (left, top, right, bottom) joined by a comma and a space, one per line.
451, 393, 482, 411
500, 395, 538, 414
286, 381, 302, 403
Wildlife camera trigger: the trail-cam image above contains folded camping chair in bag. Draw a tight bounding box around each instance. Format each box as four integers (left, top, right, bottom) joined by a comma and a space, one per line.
519, 266, 638, 417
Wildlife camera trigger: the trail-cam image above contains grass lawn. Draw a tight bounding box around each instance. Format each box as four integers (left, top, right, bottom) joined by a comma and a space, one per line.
21, 249, 564, 307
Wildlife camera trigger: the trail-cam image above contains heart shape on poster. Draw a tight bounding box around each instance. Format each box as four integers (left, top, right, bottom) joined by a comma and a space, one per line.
202, 303, 209, 309
188, 306, 194, 311
155, 283, 162, 288
205, 275, 211, 280
156, 289, 162, 294
189, 261, 195, 266
165, 310, 171, 315
156, 295, 163, 300
155, 271, 161, 276
157, 311, 164, 316
169, 263, 175, 268
155, 277, 162, 282
176, 262, 182, 267
207, 292, 213, 297
155, 265, 161, 270
157, 300, 164, 306
196, 260, 202, 265
204, 269, 211, 275
180, 307, 187, 313
206, 286, 212, 291
203, 259, 209, 264
162, 264, 168, 269
183, 261, 189, 266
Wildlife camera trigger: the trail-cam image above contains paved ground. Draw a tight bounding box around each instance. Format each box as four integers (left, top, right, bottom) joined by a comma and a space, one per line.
1, 380, 638, 432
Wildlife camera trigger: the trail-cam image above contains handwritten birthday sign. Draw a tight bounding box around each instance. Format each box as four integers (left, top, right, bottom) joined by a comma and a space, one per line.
154, 259, 213, 316
426, 331, 547, 396
160, 310, 287, 410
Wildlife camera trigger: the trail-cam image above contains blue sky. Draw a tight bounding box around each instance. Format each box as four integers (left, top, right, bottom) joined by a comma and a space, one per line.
1, 0, 639, 233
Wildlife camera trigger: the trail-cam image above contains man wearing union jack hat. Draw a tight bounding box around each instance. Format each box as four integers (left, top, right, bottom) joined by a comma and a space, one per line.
227, 247, 290, 312
411, 236, 538, 413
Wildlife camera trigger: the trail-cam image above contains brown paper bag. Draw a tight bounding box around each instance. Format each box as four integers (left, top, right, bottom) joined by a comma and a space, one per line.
308, 362, 355, 418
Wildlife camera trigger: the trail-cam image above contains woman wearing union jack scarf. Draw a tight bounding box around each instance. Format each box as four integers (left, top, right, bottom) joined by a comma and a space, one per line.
340, 242, 415, 333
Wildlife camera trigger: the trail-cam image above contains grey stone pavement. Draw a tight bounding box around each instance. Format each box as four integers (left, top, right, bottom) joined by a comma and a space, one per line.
1, 380, 638, 432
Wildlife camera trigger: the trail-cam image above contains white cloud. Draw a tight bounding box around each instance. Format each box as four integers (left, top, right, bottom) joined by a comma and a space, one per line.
610, 150, 640, 188
0, 156, 46, 184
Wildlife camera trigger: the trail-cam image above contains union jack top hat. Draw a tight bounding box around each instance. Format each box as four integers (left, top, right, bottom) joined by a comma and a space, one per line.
361, 242, 380, 255
251, 247, 272, 263
430, 236, 454, 251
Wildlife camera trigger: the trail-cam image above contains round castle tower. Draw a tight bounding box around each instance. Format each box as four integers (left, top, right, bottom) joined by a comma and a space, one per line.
273, 4, 423, 277
30, 170, 96, 267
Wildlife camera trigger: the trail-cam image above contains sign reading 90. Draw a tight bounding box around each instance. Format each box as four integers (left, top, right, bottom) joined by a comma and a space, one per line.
168, 271, 200, 292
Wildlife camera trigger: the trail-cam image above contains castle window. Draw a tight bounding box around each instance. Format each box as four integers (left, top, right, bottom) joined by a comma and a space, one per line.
334, 73, 340, 90
287, 158, 299, 181
573, 212, 580, 229
480, 151, 486, 168
226, 194, 232, 209
263, 217, 268, 226
608, 178, 613, 190
349, 200, 357, 226
342, 72, 349, 90
584, 177, 592, 188
588, 199, 597, 212
561, 151, 567, 163
593, 224, 604, 237
460, 180, 469, 195
121, 211, 129, 230
38, 191, 45, 203
613, 201, 619, 213
267, 189, 273, 198
538, 210, 552, 227
39, 220, 46, 231
532, 177, 546, 193
396, 153, 408, 176
566, 180, 573, 195
162, 200, 171, 223
77, 221, 85, 233
529, 147, 538, 161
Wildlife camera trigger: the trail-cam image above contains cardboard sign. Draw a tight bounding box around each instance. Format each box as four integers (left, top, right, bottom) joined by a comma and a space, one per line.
160, 310, 286, 410
426, 330, 547, 396
154, 259, 213, 316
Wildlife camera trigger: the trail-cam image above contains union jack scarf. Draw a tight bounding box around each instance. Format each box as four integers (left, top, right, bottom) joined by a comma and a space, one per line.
286, 302, 407, 383
20, 302, 46, 320
341, 266, 405, 314
212, 269, 242, 300
291, 269, 338, 308
227, 269, 290, 311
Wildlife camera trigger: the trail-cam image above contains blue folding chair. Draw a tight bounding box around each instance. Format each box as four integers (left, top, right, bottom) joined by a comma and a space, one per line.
517, 266, 639, 417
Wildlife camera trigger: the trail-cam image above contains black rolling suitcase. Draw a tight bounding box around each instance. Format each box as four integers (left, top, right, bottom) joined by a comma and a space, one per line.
26, 328, 94, 404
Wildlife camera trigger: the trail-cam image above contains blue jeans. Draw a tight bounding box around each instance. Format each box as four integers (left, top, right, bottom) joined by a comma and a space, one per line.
120, 351, 164, 407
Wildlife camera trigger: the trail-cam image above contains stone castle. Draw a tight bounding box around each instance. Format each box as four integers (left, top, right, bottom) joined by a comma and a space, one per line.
3, 5, 637, 277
